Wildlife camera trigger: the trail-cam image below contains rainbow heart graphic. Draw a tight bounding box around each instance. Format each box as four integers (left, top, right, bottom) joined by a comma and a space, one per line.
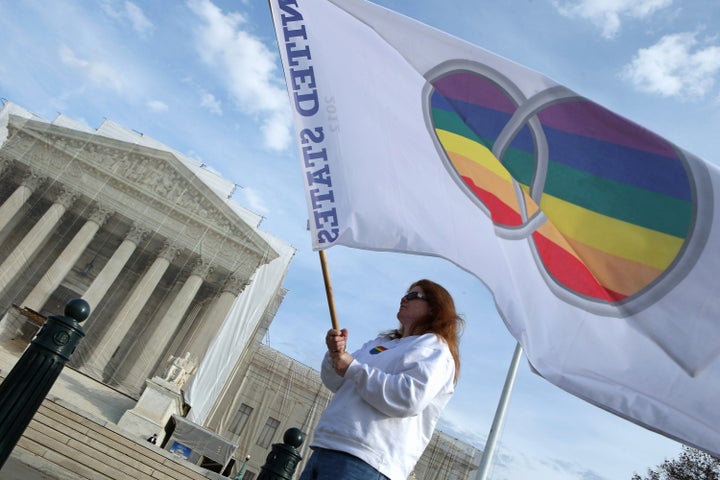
426, 66, 704, 311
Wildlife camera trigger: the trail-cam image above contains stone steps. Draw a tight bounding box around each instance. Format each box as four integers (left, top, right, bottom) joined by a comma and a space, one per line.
7, 397, 223, 480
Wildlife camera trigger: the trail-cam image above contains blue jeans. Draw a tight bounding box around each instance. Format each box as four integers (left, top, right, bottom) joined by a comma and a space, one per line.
299, 448, 390, 480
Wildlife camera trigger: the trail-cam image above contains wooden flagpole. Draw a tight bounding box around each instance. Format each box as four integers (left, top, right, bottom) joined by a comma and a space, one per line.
318, 250, 340, 330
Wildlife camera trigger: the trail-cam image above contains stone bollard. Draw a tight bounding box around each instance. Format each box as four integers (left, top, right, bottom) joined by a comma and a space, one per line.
0, 298, 90, 468
257, 427, 306, 480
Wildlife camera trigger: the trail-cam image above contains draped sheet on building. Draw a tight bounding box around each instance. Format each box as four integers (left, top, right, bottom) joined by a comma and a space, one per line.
165, 414, 237, 472
186, 232, 295, 425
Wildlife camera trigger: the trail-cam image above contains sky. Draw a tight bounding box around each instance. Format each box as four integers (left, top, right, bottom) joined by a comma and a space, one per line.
1, 0, 719, 479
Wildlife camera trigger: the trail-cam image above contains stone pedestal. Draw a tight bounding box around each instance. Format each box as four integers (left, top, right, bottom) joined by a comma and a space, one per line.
0, 308, 42, 342
117, 376, 184, 444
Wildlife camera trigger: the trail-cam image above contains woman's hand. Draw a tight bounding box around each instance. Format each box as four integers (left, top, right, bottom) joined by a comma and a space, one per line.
326, 328, 353, 376
325, 328, 347, 353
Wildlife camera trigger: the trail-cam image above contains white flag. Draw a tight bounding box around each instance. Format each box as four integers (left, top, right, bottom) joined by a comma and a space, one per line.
271, 0, 720, 456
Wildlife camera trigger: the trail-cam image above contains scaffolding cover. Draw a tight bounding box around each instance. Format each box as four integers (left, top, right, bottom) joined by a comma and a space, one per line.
166, 414, 237, 467
186, 231, 295, 424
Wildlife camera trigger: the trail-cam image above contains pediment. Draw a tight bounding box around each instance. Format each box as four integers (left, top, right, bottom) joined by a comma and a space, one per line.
0, 115, 278, 274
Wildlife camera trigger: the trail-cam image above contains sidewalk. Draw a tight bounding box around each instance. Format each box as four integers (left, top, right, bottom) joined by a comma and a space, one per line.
2, 455, 57, 479
0, 337, 137, 425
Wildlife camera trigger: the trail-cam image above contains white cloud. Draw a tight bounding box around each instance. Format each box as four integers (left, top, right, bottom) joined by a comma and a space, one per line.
124, 1, 153, 34
58, 45, 125, 92
476, 448, 612, 480
200, 90, 223, 115
261, 111, 292, 151
622, 32, 720, 98
241, 186, 270, 215
553, 0, 672, 38
101, 1, 122, 19
147, 99, 168, 112
102, 0, 153, 34
186, 0, 292, 151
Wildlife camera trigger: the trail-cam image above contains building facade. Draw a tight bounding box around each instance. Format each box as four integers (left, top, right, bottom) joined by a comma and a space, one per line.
414, 430, 483, 480
0, 101, 291, 406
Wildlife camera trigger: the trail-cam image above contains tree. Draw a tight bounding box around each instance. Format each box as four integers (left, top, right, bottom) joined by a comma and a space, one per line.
632, 446, 720, 480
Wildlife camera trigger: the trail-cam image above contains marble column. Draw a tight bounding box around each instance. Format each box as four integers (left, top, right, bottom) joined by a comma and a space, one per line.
0, 189, 74, 294
21, 206, 111, 311
0, 189, 75, 339
185, 274, 248, 362
123, 259, 213, 387
82, 224, 149, 312
0, 172, 45, 234
84, 241, 180, 374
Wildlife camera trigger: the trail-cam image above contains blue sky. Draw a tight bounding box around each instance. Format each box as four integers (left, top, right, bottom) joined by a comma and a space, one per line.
1, 1, 719, 479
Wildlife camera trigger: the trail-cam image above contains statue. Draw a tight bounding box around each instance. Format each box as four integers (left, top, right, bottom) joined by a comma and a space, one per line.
162, 352, 197, 388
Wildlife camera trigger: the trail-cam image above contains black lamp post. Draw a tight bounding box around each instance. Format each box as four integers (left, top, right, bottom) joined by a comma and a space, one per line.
0, 298, 90, 468
257, 428, 306, 480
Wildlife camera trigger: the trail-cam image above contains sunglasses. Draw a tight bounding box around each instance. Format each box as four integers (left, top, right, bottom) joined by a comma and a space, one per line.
401, 291, 427, 302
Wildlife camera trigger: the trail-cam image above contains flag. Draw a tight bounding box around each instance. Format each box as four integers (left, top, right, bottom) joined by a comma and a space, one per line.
270, 0, 720, 456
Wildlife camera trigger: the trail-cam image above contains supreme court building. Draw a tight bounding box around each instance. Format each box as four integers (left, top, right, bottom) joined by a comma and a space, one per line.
0, 101, 293, 400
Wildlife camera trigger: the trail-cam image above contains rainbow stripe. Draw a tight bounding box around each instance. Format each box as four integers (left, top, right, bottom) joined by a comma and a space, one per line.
430, 72, 693, 302
370, 346, 388, 355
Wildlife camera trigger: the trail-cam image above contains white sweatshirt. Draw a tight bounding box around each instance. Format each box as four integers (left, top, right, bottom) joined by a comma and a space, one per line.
310, 333, 455, 480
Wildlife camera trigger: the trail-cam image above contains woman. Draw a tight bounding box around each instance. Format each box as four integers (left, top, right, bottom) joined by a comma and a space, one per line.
299, 279, 463, 480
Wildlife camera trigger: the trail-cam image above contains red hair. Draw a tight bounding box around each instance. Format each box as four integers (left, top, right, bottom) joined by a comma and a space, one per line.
390, 279, 463, 382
